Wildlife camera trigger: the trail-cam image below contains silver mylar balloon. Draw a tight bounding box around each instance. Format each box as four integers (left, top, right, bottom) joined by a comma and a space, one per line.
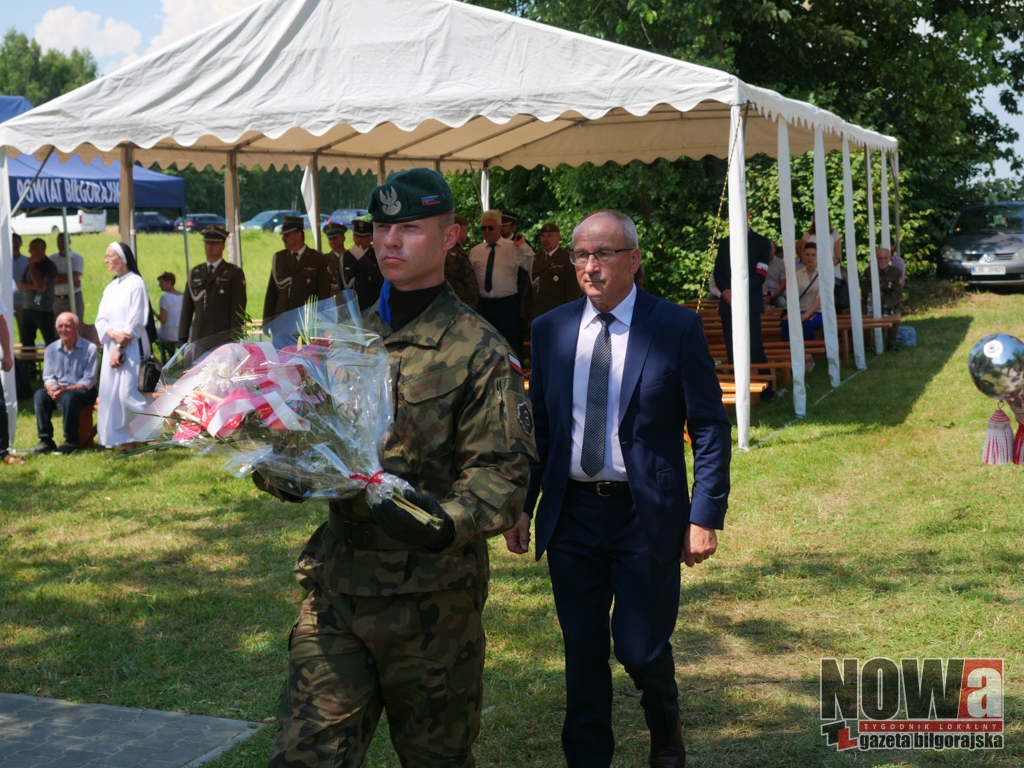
968, 334, 1024, 401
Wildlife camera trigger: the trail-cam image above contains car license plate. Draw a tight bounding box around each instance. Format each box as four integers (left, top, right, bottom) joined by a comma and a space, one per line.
971, 265, 1006, 275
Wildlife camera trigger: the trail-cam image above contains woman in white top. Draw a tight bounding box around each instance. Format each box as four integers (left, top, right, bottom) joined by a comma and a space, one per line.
779, 241, 823, 371
95, 242, 150, 449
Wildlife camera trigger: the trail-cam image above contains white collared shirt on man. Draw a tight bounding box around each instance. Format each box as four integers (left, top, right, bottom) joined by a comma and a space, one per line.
469, 239, 531, 299
568, 284, 637, 482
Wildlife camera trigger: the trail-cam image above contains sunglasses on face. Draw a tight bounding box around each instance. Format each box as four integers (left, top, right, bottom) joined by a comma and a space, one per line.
481, 225, 497, 231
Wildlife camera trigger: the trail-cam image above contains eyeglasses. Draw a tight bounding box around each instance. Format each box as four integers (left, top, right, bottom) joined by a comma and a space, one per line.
569, 248, 633, 265
481, 225, 497, 231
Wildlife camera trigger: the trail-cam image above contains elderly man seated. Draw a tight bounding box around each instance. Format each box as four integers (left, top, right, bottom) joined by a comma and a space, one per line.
32, 312, 98, 454
862, 248, 904, 350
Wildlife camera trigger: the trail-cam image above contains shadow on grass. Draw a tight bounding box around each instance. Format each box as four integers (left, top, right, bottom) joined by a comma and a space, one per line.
0, 459, 322, 719
750, 313, 973, 434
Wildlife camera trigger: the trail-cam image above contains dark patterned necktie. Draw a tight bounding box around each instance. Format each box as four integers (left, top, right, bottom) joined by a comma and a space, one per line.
484, 244, 497, 293
580, 312, 615, 477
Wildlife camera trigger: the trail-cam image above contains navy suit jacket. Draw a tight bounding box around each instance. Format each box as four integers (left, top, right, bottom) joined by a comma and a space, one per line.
523, 289, 732, 564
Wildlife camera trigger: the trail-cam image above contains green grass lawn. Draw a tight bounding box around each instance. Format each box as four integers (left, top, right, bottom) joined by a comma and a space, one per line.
3, 280, 1024, 767
33, 229, 346, 326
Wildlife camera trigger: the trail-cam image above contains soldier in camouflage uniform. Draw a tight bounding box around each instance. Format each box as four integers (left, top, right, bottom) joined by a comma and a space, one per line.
257, 168, 535, 768
445, 214, 479, 310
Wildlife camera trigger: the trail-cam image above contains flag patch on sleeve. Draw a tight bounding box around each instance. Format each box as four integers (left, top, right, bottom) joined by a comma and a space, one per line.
508, 354, 523, 375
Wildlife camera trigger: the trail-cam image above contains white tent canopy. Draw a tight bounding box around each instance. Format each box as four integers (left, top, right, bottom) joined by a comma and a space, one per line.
0, 0, 898, 450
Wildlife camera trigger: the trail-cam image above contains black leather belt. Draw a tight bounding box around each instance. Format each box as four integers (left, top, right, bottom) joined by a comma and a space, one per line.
328, 510, 408, 551
567, 478, 631, 497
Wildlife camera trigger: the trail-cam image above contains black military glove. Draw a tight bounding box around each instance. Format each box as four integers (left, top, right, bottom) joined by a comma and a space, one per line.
252, 469, 306, 503
370, 489, 456, 553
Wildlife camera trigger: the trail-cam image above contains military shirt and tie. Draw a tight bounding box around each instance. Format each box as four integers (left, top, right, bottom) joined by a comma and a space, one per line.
339, 245, 385, 311
523, 246, 580, 323
263, 246, 333, 321
178, 259, 247, 344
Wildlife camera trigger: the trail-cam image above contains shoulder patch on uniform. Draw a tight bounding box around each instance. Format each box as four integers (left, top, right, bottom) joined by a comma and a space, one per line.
508, 354, 523, 375
501, 389, 538, 458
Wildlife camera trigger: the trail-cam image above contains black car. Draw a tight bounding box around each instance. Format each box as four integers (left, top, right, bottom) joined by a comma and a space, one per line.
135, 211, 176, 233
938, 202, 1024, 286
174, 213, 227, 232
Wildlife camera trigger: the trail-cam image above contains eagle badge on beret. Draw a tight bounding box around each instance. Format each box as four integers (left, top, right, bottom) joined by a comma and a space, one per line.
380, 187, 401, 216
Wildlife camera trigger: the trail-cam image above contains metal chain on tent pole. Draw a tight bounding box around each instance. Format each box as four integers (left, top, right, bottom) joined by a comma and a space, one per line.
695, 103, 746, 312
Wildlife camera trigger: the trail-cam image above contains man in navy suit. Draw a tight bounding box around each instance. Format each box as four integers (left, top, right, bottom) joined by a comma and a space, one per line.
505, 210, 731, 767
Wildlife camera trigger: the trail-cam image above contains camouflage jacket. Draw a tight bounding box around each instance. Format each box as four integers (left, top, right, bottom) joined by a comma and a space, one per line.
295, 283, 536, 596
862, 264, 904, 314
445, 244, 480, 311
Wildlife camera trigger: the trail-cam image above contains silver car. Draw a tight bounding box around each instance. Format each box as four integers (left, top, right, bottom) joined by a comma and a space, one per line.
939, 202, 1024, 286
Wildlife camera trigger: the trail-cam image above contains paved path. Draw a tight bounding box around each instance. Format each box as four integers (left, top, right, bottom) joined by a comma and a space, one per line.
0, 694, 263, 767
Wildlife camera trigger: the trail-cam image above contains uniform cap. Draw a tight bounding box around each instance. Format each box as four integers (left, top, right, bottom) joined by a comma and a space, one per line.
323, 221, 348, 238
539, 222, 560, 233
202, 225, 229, 243
368, 168, 454, 223
502, 212, 519, 226
352, 219, 373, 236
280, 216, 304, 234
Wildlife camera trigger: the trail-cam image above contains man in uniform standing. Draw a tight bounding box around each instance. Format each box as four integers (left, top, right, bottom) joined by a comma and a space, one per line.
263, 215, 333, 323
257, 168, 534, 768
337, 219, 384, 310
522, 221, 579, 326
321, 221, 347, 294
445, 214, 479, 310
470, 209, 531, 349
178, 225, 247, 347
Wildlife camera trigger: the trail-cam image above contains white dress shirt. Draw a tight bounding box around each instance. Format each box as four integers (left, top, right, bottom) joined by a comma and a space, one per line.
206, 258, 224, 273
469, 239, 531, 299
568, 284, 637, 482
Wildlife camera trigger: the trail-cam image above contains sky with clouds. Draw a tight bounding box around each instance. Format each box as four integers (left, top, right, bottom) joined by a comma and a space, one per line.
4, 2, 1023, 179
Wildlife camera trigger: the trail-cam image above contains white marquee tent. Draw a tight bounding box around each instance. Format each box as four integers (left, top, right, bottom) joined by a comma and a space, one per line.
0, 0, 898, 450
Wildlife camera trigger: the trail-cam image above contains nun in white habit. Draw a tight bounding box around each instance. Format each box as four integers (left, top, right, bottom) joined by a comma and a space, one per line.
95, 242, 150, 448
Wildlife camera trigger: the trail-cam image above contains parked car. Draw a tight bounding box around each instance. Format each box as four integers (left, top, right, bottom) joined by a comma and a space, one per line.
240, 209, 303, 232
10, 207, 107, 235
135, 211, 176, 233
328, 208, 369, 228
301, 213, 332, 230
174, 213, 227, 232
938, 202, 1024, 286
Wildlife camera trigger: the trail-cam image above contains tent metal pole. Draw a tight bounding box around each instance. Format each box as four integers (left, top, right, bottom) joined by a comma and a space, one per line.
310, 154, 321, 252
480, 169, 490, 211
891, 151, 901, 257
777, 119, 806, 418
841, 136, 865, 370
119, 145, 136, 255
879, 150, 890, 252
0, 148, 16, 447
60, 207, 77, 320
224, 151, 243, 268
181, 207, 191, 274
727, 104, 751, 450
10, 146, 54, 217
865, 148, 883, 354
813, 127, 841, 387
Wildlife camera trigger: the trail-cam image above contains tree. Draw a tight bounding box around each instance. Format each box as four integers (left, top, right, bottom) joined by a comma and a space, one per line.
467, 1, 1024, 298
0, 29, 97, 106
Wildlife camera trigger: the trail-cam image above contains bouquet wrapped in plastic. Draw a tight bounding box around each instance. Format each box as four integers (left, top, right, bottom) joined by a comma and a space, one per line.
129, 294, 440, 526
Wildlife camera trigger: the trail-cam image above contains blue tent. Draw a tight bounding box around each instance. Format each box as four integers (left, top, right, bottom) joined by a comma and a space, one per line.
2, 95, 185, 210
0, 96, 32, 125
9, 154, 185, 210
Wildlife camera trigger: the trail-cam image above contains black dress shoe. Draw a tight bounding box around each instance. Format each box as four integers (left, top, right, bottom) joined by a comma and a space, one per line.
649, 724, 686, 767
55, 441, 80, 454
31, 440, 56, 454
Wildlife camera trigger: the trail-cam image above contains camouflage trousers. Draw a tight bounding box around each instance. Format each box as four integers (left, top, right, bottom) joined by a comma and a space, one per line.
266, 582, 487, 768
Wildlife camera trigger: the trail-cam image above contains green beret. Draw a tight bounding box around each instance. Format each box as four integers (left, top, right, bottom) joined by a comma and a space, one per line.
280, 216, 304, 234
323, 221, 348, 238
202, 225, 229, 243
368, 168, 454, 224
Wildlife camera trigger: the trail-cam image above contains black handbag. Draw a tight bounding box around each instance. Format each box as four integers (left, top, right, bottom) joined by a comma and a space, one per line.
137, 338, 162, 393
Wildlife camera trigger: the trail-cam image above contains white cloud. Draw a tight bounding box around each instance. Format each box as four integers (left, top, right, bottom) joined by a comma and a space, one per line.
146, 0, 262, 54
34, 6, 142, 58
